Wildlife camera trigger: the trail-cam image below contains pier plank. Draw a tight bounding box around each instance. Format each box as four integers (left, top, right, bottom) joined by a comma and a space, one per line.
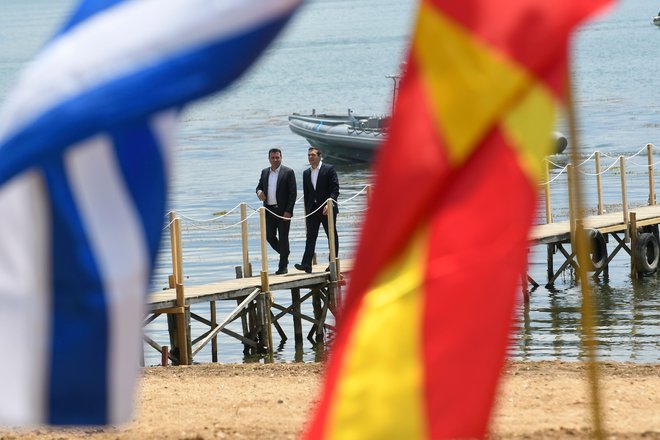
147, 260, 352, 312
531, 204, 660, 244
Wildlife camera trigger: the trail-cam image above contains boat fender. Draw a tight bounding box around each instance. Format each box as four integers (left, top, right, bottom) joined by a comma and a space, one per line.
634, 232, 660, 273
586, 229, 608, 271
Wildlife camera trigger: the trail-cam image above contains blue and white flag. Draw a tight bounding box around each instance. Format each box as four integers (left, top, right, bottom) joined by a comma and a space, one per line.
0, 0, 300, 426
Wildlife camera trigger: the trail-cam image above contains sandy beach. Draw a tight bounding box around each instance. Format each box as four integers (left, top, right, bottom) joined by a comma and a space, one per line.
0, 361, 658, 439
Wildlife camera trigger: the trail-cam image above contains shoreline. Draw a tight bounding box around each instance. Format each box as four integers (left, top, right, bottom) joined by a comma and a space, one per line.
1, 360, 658, 439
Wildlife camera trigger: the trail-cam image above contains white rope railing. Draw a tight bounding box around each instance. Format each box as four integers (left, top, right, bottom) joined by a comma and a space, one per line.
577, 158, 620, 176
338, 184, 369, 205
166, 185, 371, 230
165, 203, 242, 224
542, 143, 657, 185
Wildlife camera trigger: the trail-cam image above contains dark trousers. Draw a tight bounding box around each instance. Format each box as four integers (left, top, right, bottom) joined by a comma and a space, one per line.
301, 209, 339, 267
265, 207, 290, 270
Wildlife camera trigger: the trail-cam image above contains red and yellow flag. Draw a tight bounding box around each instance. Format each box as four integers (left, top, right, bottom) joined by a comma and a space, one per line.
305, 1, 610, 438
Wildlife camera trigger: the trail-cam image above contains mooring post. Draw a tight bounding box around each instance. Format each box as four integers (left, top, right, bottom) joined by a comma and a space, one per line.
630, 211, 638, 280
647, 144, 655, 206
595, 151, 604, 215
620, 156, 629, 242
161, 346, 169, 367
259, 207, 274, 361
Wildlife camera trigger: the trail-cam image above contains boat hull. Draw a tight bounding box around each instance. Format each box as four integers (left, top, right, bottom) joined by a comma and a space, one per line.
289, 113, 568, 163
288, 114, 386, 164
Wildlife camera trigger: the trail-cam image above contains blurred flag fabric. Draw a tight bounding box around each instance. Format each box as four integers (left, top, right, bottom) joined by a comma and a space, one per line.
0, 0, 300, 426
304, 0, 610, 439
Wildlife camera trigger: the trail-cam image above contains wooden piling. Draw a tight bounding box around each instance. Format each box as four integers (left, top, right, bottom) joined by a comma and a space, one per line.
546, 244, 555, 283
312, 288, 323, 345
291, 288, 303, 347
165, 214, 190, 365
630, 211, 638, 280
175, 282, 190, 365
259, 207, 274, 360
595, 151, 603, 215
234, 266, 251, 355
210, 301, 218, 362
620, 156, 629, 242
647, 144, 655, 206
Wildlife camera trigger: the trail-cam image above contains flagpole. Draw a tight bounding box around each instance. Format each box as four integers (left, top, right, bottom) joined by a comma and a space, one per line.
565, 67, 605, 439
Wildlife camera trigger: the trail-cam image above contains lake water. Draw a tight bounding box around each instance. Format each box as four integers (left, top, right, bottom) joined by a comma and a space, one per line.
1, 0, 658, 365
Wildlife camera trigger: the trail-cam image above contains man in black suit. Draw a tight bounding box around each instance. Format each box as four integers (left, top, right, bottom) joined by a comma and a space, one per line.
256, 148, 296, 274
295, 146, 339, 273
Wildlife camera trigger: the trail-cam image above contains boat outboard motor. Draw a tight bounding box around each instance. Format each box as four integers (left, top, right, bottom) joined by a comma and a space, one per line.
554, 131, 568, 154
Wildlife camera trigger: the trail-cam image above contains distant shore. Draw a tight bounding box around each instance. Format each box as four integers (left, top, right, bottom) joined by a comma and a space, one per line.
1, 361, 658, 439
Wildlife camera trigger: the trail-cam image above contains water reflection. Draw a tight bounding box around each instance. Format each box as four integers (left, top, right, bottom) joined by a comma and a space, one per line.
511, 270, 660, 362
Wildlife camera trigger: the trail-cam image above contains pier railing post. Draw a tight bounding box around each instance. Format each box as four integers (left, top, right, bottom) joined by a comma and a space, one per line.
174, 218, 191, 365
595, 151, 604, 215
165, 213, 190, 365
326, 198, 339, 312
258, 207, 274, 361
647, 144, 655, 206
240, 202, 252, 277
620, 156, 630, 242
544, 159, 552, 223
567, 164, 576, 242
168, 211, 179, 283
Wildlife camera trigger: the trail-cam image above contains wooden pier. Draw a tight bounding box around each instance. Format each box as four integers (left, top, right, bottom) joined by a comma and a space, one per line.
142, 145, 660, 364
144, 202, 349, 366
527, 143, 660, 291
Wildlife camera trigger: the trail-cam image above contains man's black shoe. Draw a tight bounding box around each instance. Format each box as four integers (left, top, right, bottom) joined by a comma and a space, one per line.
325, 266, 330, 272
294, 264, 312, 274
275, 268, 288, 275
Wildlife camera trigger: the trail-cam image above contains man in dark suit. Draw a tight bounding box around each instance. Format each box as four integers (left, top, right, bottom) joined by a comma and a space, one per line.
256, 148, 296, 274
295, 146, 339, 273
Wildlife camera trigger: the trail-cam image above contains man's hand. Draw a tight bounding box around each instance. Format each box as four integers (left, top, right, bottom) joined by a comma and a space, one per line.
257, 190, 266, 201
284, 212, 292, 219
322, 205, 328, 216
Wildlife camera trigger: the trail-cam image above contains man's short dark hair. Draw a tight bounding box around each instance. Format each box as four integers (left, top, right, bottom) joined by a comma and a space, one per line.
308, 146, 322, 156
269, 148, 282, 156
